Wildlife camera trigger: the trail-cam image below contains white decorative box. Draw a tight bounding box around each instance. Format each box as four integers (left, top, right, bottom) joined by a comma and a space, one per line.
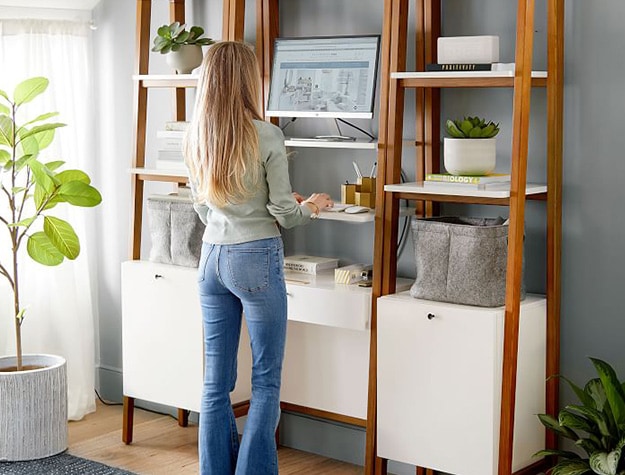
437, 35, 499, 64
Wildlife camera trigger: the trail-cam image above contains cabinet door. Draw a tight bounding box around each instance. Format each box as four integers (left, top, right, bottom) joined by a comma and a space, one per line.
121, 261, 251, 412
377, 293, 546, 475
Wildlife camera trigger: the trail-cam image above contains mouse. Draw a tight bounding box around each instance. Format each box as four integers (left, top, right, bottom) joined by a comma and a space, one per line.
344, 205, 370, 214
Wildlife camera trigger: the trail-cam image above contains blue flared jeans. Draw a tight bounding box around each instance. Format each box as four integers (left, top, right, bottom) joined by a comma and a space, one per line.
197, 236, 287, 475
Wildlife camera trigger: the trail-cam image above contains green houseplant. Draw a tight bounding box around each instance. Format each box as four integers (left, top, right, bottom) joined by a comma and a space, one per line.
443, 115, 501, 176
535, 357, 625, 475
0, 76, 102, 461
152, 22, 215, 74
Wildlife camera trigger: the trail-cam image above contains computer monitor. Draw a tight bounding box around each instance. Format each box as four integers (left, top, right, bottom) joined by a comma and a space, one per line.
266, 35, 381, 120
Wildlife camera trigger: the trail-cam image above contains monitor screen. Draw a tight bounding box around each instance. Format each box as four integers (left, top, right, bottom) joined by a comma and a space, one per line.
266, 35, 381, 119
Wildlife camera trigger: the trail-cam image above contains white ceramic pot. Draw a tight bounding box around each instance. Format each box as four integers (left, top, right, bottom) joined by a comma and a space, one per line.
443, 137, 497, 175
166, 45, 204, 74
0, 354, 67, 461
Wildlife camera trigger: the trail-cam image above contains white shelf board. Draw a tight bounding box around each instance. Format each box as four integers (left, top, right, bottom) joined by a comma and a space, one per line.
384, 181, 547, 198
318, 209, 374, 222
391, 70, 547, 79
133, 74, 199, 81
318, 206, 415, 223
285, 138, 377, 150
129, 167, 188, 178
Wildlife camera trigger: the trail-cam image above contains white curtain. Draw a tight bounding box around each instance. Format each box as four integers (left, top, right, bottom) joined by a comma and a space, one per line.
0, 18, 97, 420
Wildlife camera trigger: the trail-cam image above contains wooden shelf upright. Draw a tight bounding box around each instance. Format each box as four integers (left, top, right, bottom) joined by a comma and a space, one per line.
366, 0, 564, 474
122, 0, 247, 445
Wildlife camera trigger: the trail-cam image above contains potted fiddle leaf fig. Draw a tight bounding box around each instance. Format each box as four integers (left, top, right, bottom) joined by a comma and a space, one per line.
535, 357, 625, 475
443, 116, 500, 176
0, 76, 102, 461
152, 21, 215, 74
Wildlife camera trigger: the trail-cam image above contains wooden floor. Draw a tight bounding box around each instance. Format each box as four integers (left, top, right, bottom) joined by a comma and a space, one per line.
68, 401, 363, 474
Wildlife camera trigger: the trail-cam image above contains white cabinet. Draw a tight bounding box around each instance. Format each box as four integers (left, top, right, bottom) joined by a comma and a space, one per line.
121, 261, 252, 413
377, 292, 546, 475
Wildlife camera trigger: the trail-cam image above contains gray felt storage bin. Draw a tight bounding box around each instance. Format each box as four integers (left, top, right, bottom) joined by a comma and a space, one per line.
147, 194, 205, 267
409, 216, 525, 307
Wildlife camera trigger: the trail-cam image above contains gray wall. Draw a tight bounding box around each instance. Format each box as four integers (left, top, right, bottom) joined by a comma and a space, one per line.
92, 0, 625, 473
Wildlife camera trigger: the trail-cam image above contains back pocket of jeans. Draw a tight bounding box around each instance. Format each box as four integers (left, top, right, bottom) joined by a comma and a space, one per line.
226, 248, 270, 292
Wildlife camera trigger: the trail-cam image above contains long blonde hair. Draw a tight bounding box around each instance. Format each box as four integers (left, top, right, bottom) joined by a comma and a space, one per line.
184, 41, 263, 207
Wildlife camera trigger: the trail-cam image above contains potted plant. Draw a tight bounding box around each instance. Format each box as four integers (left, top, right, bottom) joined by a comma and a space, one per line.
443, 116, 500, 175
151, 21, 215, 74
0, 77, 102, 461
535, 357, 625, 475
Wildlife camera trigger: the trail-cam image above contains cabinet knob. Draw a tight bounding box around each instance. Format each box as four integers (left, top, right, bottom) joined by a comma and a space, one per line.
154, 274, 163, 279
427, 313, 435, 320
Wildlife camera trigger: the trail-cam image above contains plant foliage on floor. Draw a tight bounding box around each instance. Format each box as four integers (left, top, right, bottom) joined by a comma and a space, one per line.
535, 357, 625, 475
0, 77, 102, 371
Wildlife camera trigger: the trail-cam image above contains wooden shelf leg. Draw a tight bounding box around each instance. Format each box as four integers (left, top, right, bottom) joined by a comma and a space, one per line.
122, 396, 135, 444
177, 408, 189, 427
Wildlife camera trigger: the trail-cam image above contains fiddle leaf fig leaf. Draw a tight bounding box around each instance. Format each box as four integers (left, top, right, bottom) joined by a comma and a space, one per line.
27, 231, 64, 266
14, 77, 48, 106
57, 181, 102, 207
56, 169, 90, 185
43, 215, 80, 259
0, 114, 14, 147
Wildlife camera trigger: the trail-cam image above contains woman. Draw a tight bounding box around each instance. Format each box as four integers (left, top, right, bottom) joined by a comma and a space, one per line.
183, 41, 333, 475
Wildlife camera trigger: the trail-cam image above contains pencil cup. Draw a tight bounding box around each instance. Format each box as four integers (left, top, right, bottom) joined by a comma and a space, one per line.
358, 177, 376, 193
341, 184, 357, 205
355, 191, 376, 208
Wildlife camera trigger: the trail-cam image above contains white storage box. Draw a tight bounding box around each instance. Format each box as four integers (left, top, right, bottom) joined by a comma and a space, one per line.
437, 35, 499, 64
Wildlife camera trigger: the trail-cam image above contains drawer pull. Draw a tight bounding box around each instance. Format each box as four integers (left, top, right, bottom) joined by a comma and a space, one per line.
154, 274, 163, 279
427, 313, 436, 320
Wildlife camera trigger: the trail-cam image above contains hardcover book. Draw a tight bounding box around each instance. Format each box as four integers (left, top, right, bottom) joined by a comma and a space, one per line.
425, 173, 510, 185
284, 255, 339, 274
426, 63, 492, 72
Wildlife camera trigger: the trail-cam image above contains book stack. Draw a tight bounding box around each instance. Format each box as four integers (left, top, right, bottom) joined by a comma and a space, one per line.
424, 173, 511, 190
284, 255, 339, 274
155, 122, 189, 171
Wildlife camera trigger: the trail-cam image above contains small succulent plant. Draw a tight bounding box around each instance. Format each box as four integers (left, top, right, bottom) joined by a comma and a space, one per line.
151, 22, 215, 54
445, 116, 500, 139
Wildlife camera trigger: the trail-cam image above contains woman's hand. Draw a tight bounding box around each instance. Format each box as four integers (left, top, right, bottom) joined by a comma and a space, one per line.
292, 192, 306, 203
303, 193, 334, 216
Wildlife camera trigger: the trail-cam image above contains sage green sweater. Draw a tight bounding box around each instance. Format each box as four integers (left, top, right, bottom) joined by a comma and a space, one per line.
191, 120, 313, 244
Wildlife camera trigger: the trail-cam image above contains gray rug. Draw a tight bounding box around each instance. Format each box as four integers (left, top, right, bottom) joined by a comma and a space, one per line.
0, 452, 136, 474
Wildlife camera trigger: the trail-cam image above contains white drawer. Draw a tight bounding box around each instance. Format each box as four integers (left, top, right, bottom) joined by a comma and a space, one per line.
377, 292, 546, 475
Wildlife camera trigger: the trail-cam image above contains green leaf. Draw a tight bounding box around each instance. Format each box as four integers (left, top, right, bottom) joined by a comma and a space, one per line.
577, 437, 602, 456
14, 77, 48, 106
445, 119, 465, 138
29, 159, 57, 193
0, 149, 9, 166
57, 181, 102, 207
0, 103, 9, 115
567, 405, 611, 437
559, 410, 597, 434
534, 448, 581, 459
45, 160, 65, 171
13, 154, 34, 173
562, 375, 599, 409
22, 111, 59, 127
34, 184, 49, 210
0, 88, 9, 101
537, 413, 580, 440
189, 26, 204, 38
9, 216, 36, 228
19, 122, 65, 142
591, 358, 625, 427
174, 31, 190, 44
589, 449, 621, 475
157, 24, 173, 39
56, 169, 90, 185
468, 126, 483, 138
19, 133, 40, 159
459, 119, 473, 136
43, 215, 80, 259
0, 114, 14, 147
550, 459, 592, 475
26, 231, 64, 266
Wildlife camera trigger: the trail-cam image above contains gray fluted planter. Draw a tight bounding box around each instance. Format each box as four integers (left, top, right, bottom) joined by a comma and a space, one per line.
0, 354, 68, 461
